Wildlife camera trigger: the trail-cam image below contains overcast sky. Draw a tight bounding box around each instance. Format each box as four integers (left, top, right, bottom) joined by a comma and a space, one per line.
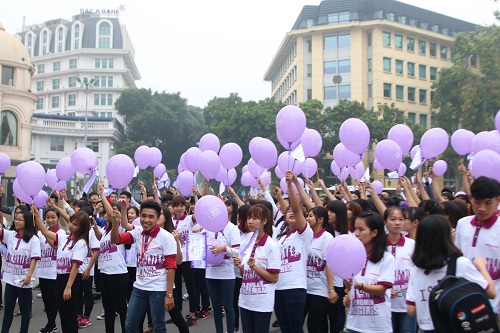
2, 0, 498, 107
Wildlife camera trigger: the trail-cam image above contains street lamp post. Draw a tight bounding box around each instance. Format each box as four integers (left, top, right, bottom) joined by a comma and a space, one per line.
76, 77, 96, 148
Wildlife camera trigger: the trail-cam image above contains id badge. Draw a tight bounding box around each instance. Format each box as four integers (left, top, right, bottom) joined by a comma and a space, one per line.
138, 264, 145, 279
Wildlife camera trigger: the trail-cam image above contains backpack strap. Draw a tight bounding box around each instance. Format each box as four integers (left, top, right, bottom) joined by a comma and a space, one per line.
446, 256, 458, 276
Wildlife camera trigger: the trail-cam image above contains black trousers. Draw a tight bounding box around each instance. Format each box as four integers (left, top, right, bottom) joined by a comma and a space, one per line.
101, 272, 128, 333
78, 275, 94, 317
174, 262, 198, 313
39, 277, 59, 329
57, 273, 81, 333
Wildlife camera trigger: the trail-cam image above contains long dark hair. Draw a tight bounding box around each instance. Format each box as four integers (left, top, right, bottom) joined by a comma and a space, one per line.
69, 211, 90, 250
325, 200, 348, 234
16, 210, 37, 243
357, 212, 387, 264
237, 205, 251, 233
309, 206, 335, 236
442, 202, 465, 229
412, 215, 462, 270
161, 204, 174, 233
247, 204, 273, 237
225, 199, 238, 225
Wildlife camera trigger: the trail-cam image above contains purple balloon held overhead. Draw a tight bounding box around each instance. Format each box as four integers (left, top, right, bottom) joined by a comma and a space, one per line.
339, 118, 370, 155
134, 145, 152, 170
106, 154, 135, 189
241, 171, 254, 187
13, 179, 32, 203
373, 159, 384, 171
154, 163, 167, 179
330, 160, 341, 177
451, 129, 474, 156
301, 158, 318, 179
420, 128, 448, 160
149, 147, 163, 168
34, 190, 49, 208
277, 131, 300, 151
72, 147, 98, 174
184, 147, 202, 173
275, 166, 285, 179
471, 131, 500, 155
198, 150, 221, 180
375, 139, 402, 171
277, 152, 302, 176
470, 150, 500, 183
432, 160, 447, 177
388, 124, 414, 155
0, 153, 11, 173
222, 168, 237, 186
276, 105, 307, 145
251, 138, 278, 169
17, 161, 46, 197
372, 180, 383, 195
56, 157, 75, 182
301, 128, 322, 158
199, 133, 220, 153
219, 143, 243, 170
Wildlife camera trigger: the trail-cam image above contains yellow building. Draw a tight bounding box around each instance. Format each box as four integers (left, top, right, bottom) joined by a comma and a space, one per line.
264, 0, 477, 127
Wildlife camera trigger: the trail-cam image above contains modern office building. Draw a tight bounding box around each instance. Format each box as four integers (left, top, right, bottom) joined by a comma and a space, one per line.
264, 0, 477, 128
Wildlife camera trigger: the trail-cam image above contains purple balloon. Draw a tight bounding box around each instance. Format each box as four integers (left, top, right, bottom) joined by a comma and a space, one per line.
241, 171, 254, 187
215, 165, 226, 182
330, 160, 340, 177
154, 163, 167, 178
54, 181, 66, 191
34, 190, 49, 208
199, 133, 220, 153
149, 147, 163, 168
301, 128, 322, 158
259, 171, 271, 187
373, 159, 384, 171
276, 105, 307, 145
0, 152, 11, 173
275, 166, 285, 179
420, 128, 449, 160
451, 129, 475, 156
388, 124, 414, 155
410, 145, 420, 160
433, 160, 448, 176
242, 165, 249, 174
397, 163, 407, 177
17, 161, 45, 197
13, 179, 32, 203
219, 143, 243, 170
277, 152, 302, 175
106, 154, 135, 189
56, 157, 75, 182
339, 118, 370, 155
333, 143, 361, 168
15, 163, 26, 177
134, 145, 152, 170
301, 158, 318, 179
176, 170, 195, 196
277, 131, 300, 151
46, 169, 59, 189
194, 195, 228, 232
180, 153, 187, 171
177, 163, 185, 174
206, 237, 224, 265
338, 167, 350, 181
326, 235, 366, 279
198, 150, 221, 180
495, 110, 500, 133
251, 138, 278, 169
248, 158, 265, 179
375, 139, 402, 171
471, 131, 500, 154
280, 177, 304, 195
350, 162, 365, 180
222, 168, 237, 186
72, 147, 98, 174
184, 147, 202, 173
372, 180, 383, 195
470, 150, 500, 183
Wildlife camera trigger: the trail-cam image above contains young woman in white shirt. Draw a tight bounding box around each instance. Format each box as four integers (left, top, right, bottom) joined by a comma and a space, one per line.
406, 215, 496, 332
124, 205, 139, 302
0, 208, 40, 333
343, 211, 395, 333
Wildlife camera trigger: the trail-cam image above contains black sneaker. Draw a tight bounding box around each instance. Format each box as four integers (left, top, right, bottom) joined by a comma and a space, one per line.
185, 316, 197, 327
93, 293, 101, 300
195, 310, 210, 319
39, 327, 58, 333
0, 303, 3, 310
272, 319, 280, 327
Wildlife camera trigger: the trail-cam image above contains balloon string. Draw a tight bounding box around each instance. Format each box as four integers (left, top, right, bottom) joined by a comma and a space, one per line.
32, 198, 35, 227
316, 169, 320, 181
291, 159, 296, 172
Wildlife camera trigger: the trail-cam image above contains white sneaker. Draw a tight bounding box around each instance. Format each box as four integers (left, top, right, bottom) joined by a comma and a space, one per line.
36, 293, 42, 298
182, 293, 189, 301
96, 312, 105, 320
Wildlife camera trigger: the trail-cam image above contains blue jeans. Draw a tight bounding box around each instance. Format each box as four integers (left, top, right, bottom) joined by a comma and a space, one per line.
240, 307, 272, 333
274, 288, 307, 333
1, 284, 32, 333
125, 287, 167, 333
207, 278, 235, 333
392, 311, 417, 333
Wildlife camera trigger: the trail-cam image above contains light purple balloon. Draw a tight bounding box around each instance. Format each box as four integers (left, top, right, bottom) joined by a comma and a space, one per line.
180, 153, 187, 171
247, 158, 265, 179
242, 165, 249, 174
410, 145, 420, 160
222, 168, 237, 186
56, 157, 75, 182
397, 163, 407, 177
0, 153, 11, 173
495, 110, 500, 133
194, 195, 228, 232
177, 163, 185, 174
15, 162, 26, 177
106, 154, 135, 189
275, 166, 285, 179
388, 124, 414, 155
420, 128, 449, 160
373, 159, 384, 171
330, 160, 340, 177
339, 118, 370, 155
301, 158, 318, 179
215, 165, 226, 182
259, 171, 271, 187
198, 150, 221, 180
13, 179, 32, 203
72, 147, 98, 174
350, 162, 365, 180
301, 128, 322, 158
471, 131, 500, 154
46, 169, 59, 189
241, 171, 254, 187
251, 138, 278, 169
279, 177, 304, 195
34, 190, 49, 208
206, 237, 224, 265
134, 145, 152, 170
17, 161, 45, 197
149, 147, 163, 168
276, 105, 307, 145
219, 143, 243, 170
433, 160, 448, 176
277, 152, 302, 175
338, 167, 350, 181
470, 149, 500, 183
176, 170, 195, 196
154, 163, 167, 178
326, 235, 366, 279
375, 139, 402, 171
184, 147, 202, 173
333, 143, 361, 168
277, 131, 300, 151
451, 129, 475, 156
54, 181, 66, 191
199, 133, 220, 153
372, 180, 383, 195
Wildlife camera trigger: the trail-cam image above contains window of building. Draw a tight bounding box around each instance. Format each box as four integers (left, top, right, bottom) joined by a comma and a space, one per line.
41, 30, 48, 55
37, 81, 44, 92
307, 64, 312, 77
306, 39, 312, 52
383, 57, 392, 72
408, 87, 416, 102
367, 32, 372, 47
419, 65, 426, 79
395, 34, 403, 49
430, 43, 437, 57
52, 79, 60, 89
339, 12, 349, 22
408, 112, 416, 125
420, 114, 428, 127
407, 62, 415, 77
50, 137, 64, 151
396, 85, 404, 100
338, 34, 351, 48
69, 58, 77, 69
307, 89, 312, 101
383, 31, 391, 46
68, 94, 76, 106
324, 36, 337, 49
338, 59, 351, 73
93, 93, 114, 106
53, 61, 61, 72
440, 45, 448, 59
87, 141, 99, 153
421, 22, 429, 30
430, 67, 437, 81
67, 112, 75, 117
386, 12, 395, 21
430, 91, 435, 104
0, 110, 17, 146
418, 40, 426, 55
26, 33, 33, 56
399, 16, 407, 24
1, 66, 14, 86
395, 60, 404, 75
324, 86, 337, 100
98, 21, 111, 48
368, 84, 373, 98
470, 54, 477, 66
419, 89, 427, 103
328, 12, 350, 24
306, 19, 314, 28
36, 98, 44, 110
73, 23, 81, 50
95, 58, 114, 69
68, 76, 77, 88
383, 83, 392, 98
52, 96, 60, 108
324, 61, 336, 75
56, 27, 64, 53
368, 58, 372, 72
339, 85, 351, 99
37, 64, 45, 74
407, 37, 414, 52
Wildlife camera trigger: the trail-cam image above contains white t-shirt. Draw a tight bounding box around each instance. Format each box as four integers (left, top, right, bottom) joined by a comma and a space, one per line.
98, 226, 127, 275
80, 228, 100, 275
1, 230, 41, 288
406, 256, 489, 331
345, 251, 395, 333
276, 223, 314, 290
205, 222, 241, 280
124, 218, 142, 267
454, 214, 500, 313
386, 235, 415, 312
55, 233, 88, 275
306, 229, 334, 298
173, 214, 194, 262
235, 232, 252, 278
239, 233, 281, 313
37, 227, 66, 279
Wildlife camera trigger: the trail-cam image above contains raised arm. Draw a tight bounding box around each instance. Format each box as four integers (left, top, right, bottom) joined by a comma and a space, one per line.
364, 181, 387, 215
340, 180, 353, 202
400, 177, 418, 207
227, 186, 244, 208
273, 186, 288, 215
286, 171, 307, 232
305, 178, 322, 207
318, 179, 336, 201
294, 177, 314, 211
32, 205, 57, 242
429, 168, 445, 204
458, 163, 471, 197
152, 183, 162, 204
414, 171, 430, 201
99, 182, 114, 217
258, 178, 282, 219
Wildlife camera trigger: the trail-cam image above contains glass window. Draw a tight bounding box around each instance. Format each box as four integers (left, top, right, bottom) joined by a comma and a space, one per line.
339, 12, 350, 22
395, 35, 403, 49
52, 79, 60, 89
470, 54, 477, 66
338, 59, 351, 73
107, 76, 113, 87
367, 32, 372, 47
383, 57, 391, 72
383, 31, 391, 46
53, 61, 61, 72
418, 40, 426, 55
69, 59, 77, 69
67, 112, 75, 117
324, 61, 336, 75
100, 94, 107, 105
52, 96, 60, 108
408, 112, 416, 125
386, 12, 395, 21
383, 83, 392, 98
37, 81, 44, 92
328, 13, 339, 24
306, 19, 313, 28
408, 87, 416, 101
419, 89, 427, 103
95, 58, 101, 69
37, 64, 45, 74
324, 36, 337, 49
430, 91, 435, 103
395, 60, 404, 74
339, 85, 351, 99
396, 85, 404, 100
36, 98, 44, 110
420, 114, 428, 127
1, 66, 14, 85
368, 58, 372, 72
430, 43, 437, 57
307, 89, 312, 101
399, 16, 407, 24
98, 22, 111, 49
306, 39, 312, 53
87, 141, 99, 153
94, 94, 99, 105
440, 45, 448, 59
430, 67, 438, 81
68, 76, 76, 88
368, 84, 373, 98
50, 137, 64, 151
107, 94, 113, 105
68, 94, 76, 106
338, 34, 350, 48
108, 58, 114, 68
407, 37, 414, 52
419, 65, 426, 79
324, 86, 337, 100
0, 111, 18, 146
73, 24, 81, 49
307, 64, 312, 77
407, 62, 415, 77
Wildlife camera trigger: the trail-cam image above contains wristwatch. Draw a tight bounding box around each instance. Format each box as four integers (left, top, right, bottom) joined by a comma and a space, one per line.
166, 293, 174, 298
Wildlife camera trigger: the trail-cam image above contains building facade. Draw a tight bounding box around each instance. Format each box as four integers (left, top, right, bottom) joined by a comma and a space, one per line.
264, 0, 477, 128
